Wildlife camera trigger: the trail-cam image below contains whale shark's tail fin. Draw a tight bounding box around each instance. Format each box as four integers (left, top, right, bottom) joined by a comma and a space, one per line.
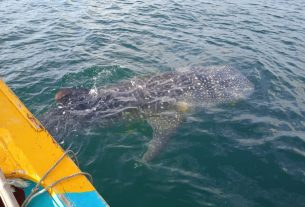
142, 111, 183, 162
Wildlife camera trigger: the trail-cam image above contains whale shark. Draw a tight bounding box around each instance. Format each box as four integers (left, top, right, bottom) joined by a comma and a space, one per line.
40, 66, 253, 162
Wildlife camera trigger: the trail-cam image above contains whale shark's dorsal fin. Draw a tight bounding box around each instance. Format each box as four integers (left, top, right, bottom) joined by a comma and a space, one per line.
142, 111, 183, 162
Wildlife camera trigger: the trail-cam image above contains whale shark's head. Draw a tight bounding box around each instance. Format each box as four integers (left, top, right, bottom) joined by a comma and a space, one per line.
55, 88, 99, 110
39, 88, 100, 138
55, 88, 87, 104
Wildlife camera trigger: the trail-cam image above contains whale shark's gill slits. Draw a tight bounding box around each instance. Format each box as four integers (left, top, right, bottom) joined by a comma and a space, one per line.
146, 72, 175, 87
177, 74, 193, 87
169, 88, 184, 97
75, 96, 101, 110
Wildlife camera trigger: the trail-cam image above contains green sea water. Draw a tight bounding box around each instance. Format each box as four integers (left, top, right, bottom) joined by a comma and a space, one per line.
1, 0, 305, 206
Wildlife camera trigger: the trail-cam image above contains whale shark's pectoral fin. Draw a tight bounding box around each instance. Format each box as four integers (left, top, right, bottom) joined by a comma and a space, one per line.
142, 111, 183, 162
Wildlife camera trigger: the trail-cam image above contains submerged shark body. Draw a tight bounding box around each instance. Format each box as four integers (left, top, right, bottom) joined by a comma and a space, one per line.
41, 66, 253, 162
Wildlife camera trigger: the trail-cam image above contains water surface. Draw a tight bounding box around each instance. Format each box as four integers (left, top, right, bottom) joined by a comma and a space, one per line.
1, 0, 305, 206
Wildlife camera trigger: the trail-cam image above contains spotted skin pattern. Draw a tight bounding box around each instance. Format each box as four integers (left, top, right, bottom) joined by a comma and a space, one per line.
41, 66, 253, 162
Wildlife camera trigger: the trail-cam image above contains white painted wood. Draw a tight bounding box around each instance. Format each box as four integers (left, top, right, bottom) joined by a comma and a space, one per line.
0, 169, 19, 207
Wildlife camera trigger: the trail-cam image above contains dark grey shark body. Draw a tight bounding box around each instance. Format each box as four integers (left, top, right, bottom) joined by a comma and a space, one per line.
41, 66, 253, 162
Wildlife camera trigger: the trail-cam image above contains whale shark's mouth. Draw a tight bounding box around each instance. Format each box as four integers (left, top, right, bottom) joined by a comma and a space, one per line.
55, 88, 101, 110
55, 88, 90, 103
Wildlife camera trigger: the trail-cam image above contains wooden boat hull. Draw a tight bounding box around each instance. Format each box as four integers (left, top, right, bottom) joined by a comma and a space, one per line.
0, 79, 109, 207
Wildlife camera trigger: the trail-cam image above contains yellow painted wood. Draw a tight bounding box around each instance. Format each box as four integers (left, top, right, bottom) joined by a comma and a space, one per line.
0, 79, 94, 194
